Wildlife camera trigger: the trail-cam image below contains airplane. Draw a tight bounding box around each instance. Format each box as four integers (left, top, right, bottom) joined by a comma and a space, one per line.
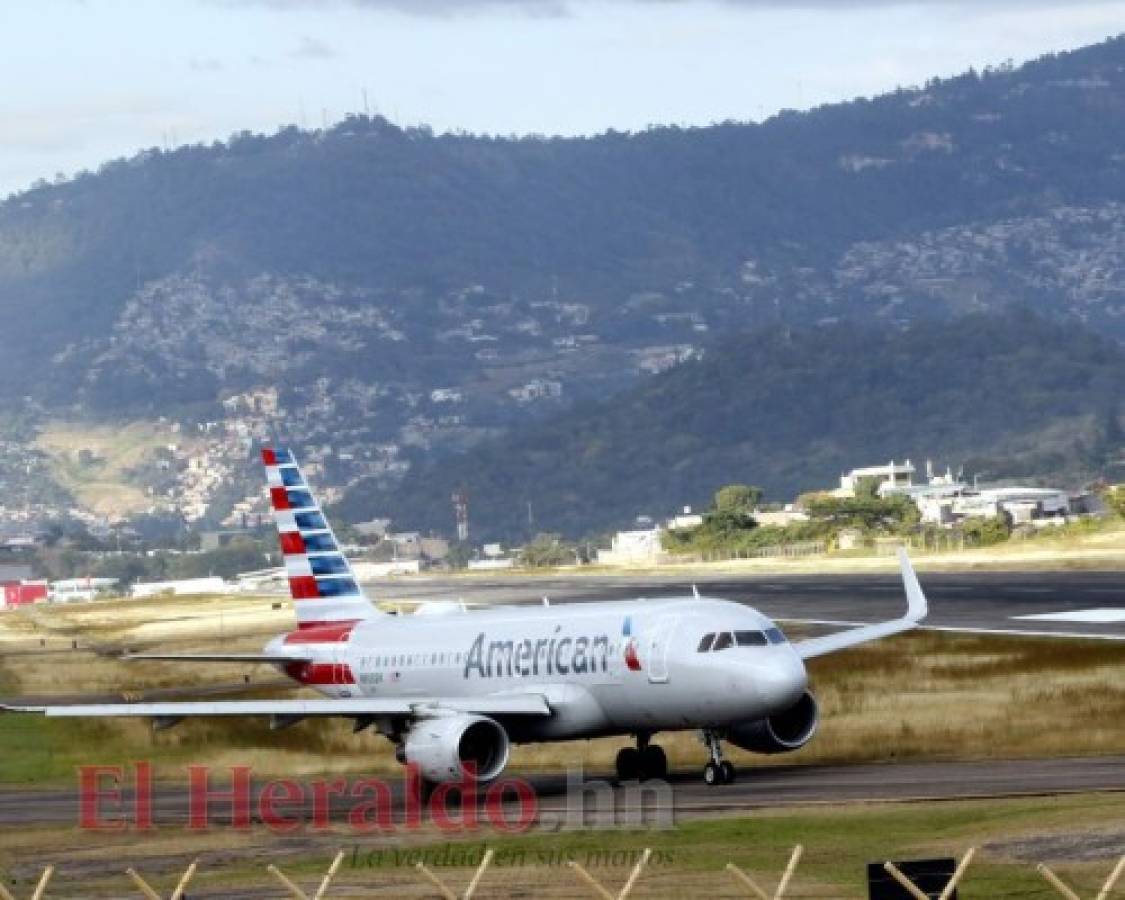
3, 448, 928, 787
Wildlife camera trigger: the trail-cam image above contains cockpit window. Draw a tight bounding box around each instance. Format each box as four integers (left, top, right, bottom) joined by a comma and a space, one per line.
712, 632, 733, 651
697, 633, 715, 652
735, 630, 768, 647
765, 627, 787, 645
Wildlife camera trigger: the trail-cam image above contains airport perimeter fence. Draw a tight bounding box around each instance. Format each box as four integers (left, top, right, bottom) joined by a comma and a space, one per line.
667, 541, 828, 564
662, 529, 998, 564
6, 844, 1124, 899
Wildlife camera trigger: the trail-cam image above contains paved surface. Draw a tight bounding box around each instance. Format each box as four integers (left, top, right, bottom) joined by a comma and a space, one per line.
1, 570, 1121, 831
0, 756, 1120, 827
370, 570, 1125, 640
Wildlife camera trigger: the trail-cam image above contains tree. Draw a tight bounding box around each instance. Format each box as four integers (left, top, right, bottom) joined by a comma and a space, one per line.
701, 484, 762, 536
961, 515, 1011, 546
804, 494, 919, 533
518, 533, 576, 568
853, 476, 882, 500
445, 542, 473, 570
1104, 485, 1125, 519
713, 484, 763, 514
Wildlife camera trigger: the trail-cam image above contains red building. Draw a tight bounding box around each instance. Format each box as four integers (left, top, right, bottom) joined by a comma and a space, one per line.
1, 581, 47, 608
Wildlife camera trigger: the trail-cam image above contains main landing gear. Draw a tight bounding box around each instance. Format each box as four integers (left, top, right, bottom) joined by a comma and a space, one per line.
702, 729, 736, 786
615, 733, 668, 782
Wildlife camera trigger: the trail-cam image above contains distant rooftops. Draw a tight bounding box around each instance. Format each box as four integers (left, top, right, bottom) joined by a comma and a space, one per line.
0, 564, 34, 583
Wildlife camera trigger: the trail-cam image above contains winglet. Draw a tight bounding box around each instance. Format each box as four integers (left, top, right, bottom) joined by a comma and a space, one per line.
897, 547, 928, 623
794, 545, 929, 660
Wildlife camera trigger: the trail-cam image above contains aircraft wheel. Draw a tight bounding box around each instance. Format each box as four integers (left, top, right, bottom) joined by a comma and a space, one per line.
703, 761, 723, 786
720, 761, 736, 784
615, 747, 641, 782
640, 744, 668, 780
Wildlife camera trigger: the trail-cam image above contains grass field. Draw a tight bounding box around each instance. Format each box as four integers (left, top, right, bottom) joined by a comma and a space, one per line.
1, 594, 1122, 783
0, 792, 1121, 897
34, 420, 192, 516
582, 517, 1125, 575
1, 595, 1122, 898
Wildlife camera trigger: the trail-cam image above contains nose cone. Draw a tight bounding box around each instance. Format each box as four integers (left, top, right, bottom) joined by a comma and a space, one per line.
752, 651, 808, 711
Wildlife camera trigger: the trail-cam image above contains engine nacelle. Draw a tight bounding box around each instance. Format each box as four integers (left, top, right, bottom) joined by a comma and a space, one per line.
727, 691, 819, 754
400, 714, 510, 783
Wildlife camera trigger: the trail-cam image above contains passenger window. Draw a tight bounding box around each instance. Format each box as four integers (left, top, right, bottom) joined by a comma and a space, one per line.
735, 630, 768, 647
765, 627, 787, 645
713, 632, 733, 651
697, 633, 715, 652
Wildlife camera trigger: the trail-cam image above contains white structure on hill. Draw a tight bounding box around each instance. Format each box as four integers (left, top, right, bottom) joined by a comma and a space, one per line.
884, 479, 1071, 528
834, 460, 916, 498
597, 528, 664, 565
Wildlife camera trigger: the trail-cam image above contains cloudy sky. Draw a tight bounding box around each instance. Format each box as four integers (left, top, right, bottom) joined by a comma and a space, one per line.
1, 0, 1123, 197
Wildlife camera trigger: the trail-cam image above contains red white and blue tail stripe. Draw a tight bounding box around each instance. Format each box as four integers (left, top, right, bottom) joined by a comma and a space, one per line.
263, 447, 380, 628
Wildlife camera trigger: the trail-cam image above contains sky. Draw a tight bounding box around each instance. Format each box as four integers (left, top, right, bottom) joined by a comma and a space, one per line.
1, 0, 1124, 197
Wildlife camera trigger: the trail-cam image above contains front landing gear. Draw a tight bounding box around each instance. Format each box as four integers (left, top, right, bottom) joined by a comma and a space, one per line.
702, 730, 735, 786
615, 734, 668, 782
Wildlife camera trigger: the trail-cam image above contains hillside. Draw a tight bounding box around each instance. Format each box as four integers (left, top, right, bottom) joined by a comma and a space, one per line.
3, 37, 1125, 526
342, 312, 1125, 540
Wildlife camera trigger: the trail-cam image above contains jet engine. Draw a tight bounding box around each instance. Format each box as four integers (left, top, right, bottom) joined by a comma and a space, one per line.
399, 714, 511, 783
727, 691, 818, 754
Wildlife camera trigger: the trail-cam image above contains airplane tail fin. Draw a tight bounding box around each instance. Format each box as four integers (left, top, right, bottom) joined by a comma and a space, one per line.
262, 447, 382, 628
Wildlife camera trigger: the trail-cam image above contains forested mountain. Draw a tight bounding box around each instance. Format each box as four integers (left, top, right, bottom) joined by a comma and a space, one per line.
2, 36, 1125, 529
342, 311, 1125, 540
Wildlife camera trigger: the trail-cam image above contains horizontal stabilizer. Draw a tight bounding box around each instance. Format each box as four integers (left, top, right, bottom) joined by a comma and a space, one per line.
122, 652, 313, 664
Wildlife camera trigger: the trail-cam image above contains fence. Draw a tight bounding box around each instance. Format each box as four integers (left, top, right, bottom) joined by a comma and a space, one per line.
664, 541, 828, 564
659, 528, 1013, 564
4, 844, 1122, 899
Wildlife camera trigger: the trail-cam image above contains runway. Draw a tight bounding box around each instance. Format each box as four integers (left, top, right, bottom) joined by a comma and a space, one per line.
1, 569, 1121, 832
0, 755, 1121, 827
371, 569, 1125, 641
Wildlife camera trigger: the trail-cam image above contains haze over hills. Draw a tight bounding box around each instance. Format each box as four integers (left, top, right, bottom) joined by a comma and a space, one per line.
344, 311, 1125, 540
2, 37, 1125, 533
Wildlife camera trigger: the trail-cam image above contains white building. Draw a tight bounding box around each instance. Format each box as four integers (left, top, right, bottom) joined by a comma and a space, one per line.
352, 559, 421, 578
834, 460, 916, 498
49, 577, 120, 603
131, 576, 227, 598
887, 481, 1071, 528
971, 487, 1070, 524
667, 507, 704, 530
597, 528, 663, 565
754, 505, 810, 528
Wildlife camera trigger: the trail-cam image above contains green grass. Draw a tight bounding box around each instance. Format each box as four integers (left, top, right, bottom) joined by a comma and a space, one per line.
1, 793, 1122, 897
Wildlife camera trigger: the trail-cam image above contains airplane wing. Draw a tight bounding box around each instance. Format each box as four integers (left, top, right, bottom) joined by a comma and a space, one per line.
1, 694, 552, 719
793, 547, 928, 660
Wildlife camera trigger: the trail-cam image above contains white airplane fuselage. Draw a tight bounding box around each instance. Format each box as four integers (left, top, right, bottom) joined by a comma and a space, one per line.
266, 597, 808, 743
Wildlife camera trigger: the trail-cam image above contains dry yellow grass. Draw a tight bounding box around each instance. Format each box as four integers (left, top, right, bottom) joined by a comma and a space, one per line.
34, 420, 199, 516
1, 596, 1122, 782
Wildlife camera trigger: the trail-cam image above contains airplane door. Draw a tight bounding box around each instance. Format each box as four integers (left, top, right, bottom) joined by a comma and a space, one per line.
646, 617, 678, 684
